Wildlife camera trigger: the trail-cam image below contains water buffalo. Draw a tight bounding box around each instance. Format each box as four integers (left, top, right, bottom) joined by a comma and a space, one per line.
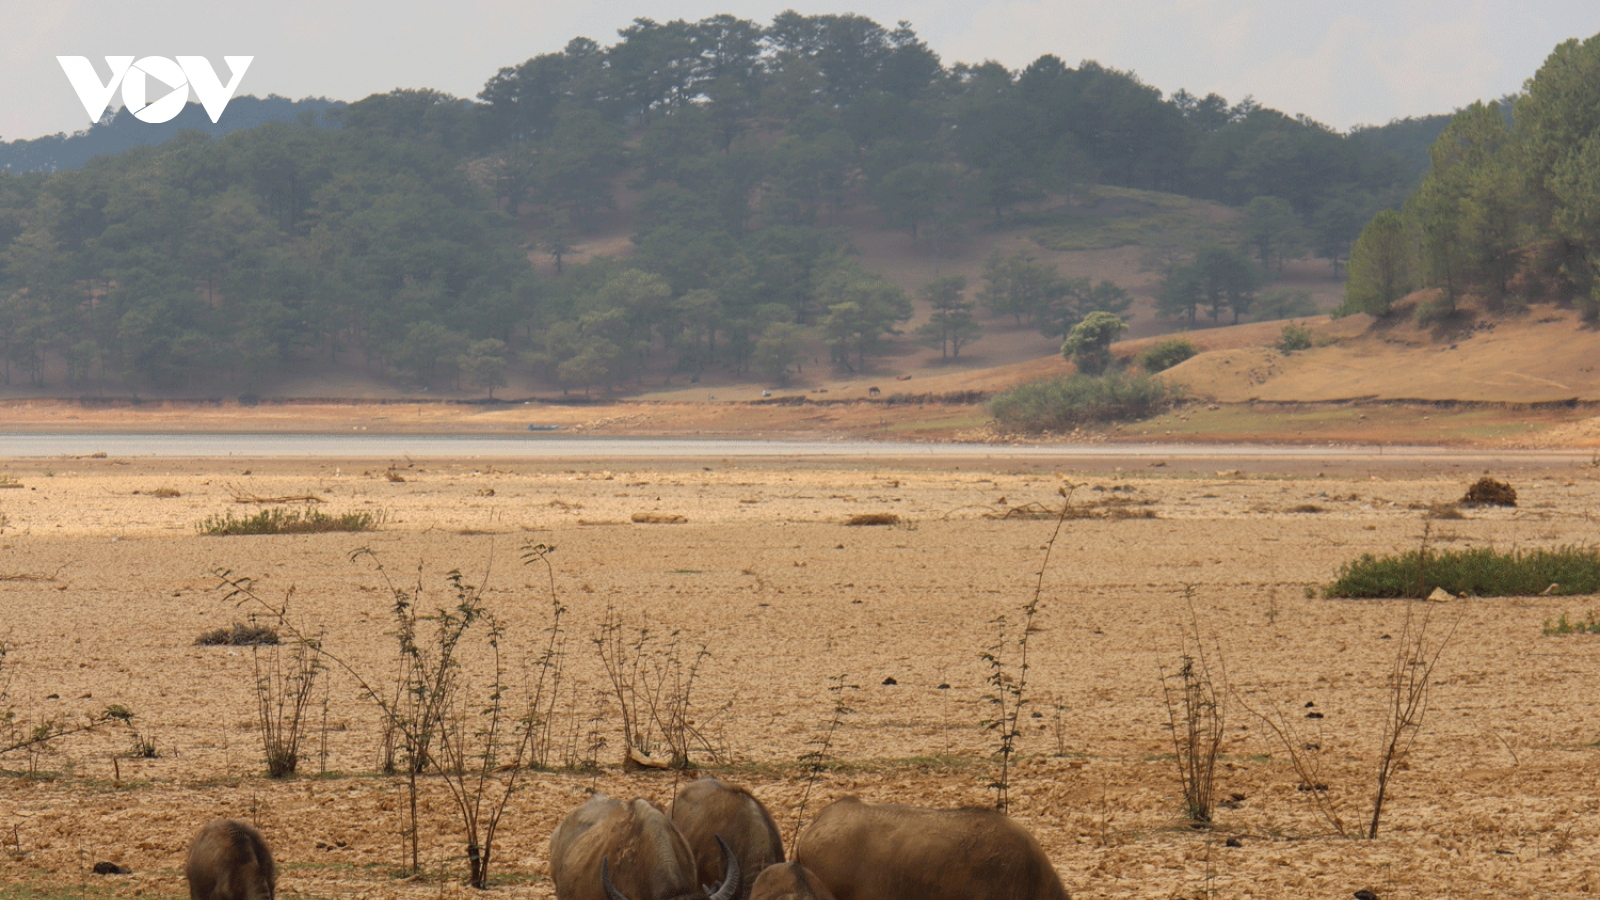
748, 862, 837, 900
671, 778, 784, 900
185, 820, 276, 900
795, 797, 1069, 900
551, 794, 740, 900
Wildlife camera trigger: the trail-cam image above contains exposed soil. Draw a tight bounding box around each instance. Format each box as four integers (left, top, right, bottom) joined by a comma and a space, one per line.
3, 455, 1600, 898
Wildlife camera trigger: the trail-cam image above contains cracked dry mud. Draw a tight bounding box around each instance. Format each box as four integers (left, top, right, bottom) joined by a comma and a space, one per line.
2, 456, 1599, 899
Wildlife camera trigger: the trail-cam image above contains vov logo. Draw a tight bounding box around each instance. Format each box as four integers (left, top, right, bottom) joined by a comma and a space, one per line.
57, 56, 253, 125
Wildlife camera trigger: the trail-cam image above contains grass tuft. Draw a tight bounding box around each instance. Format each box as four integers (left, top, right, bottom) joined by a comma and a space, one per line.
196, 622, 281, 646
1326, 545, 1600, 598
197, 507, 378, 536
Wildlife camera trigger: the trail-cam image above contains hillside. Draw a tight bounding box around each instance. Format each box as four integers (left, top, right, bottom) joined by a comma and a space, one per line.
1160, 300, 1600, 403
0, 11, 1431, 402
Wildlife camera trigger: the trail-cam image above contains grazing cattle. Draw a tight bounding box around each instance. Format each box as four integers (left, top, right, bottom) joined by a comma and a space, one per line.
185, 820, 275, 900
551, 794, 740, 900
748, 862, 837, 900
795, 797, 1069, 900
867, 387, 881, 397
672, 778, 785, 900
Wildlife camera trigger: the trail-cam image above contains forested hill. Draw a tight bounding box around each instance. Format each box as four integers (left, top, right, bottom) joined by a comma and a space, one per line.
1344, 33, 1600, 325
0, 95, 343, 173
0, 12, 1456, 396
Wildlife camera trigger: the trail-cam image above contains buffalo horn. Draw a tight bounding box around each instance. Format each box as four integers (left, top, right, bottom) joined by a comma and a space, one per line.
707, 835, 741, 900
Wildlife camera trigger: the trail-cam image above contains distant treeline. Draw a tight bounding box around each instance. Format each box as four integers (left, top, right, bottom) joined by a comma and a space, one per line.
0, 95, 343, 173
0, 12, 1449, 393
1345, 33, 1600, 323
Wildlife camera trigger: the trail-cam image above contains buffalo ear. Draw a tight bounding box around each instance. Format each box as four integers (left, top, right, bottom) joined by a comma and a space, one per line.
707, 835, 740, 900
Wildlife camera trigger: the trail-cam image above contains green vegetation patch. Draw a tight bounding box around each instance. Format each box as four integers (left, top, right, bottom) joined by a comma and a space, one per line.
1138, 338, 1197, 373
1326, 546, 1600, 599
990, 372, 1178, 433
1544, 611, 1600, 635
197, 507, 378, 536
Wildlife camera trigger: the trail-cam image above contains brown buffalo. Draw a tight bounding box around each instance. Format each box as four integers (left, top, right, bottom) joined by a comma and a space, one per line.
795, 797, 1069, 900
748, 862, 837, 900
551, 794, 739, 900
185, 820, 276, 900
671, 778, 784, 900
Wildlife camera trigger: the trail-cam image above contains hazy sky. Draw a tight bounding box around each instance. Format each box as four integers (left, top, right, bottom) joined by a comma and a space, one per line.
4, 0, 1599, 142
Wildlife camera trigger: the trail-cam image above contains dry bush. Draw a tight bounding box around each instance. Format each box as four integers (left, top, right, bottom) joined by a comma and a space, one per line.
981, 485, 1073, 813
220, 543, 568, 888
1239, 602, 1459, 840
207, 587, 322, 779
594, 603, 723, 769
1159, 590, 1227, 824
1369, 603, 1458, 838
1461, 477, 1516, 507
1236, 695, 1348, 836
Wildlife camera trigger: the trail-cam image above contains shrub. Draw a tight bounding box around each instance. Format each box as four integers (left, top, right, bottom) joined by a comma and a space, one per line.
1061, 311, 1127, 375
1277, 322, 1314, 354
1139, 338, 1197, 373
1461, 477, 1516, 507
196, 622, 281, 646
197, 507, 378, 536
991, 372, 1177, 433
1326, 545, 1600, 598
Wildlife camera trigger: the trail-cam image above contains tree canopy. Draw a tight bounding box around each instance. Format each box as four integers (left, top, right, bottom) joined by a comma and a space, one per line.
1344, 32, 1600, 320
0, 11, 1469, 392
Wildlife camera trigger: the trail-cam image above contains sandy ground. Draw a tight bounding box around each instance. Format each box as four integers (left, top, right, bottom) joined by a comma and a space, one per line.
2, 454, 1600, 899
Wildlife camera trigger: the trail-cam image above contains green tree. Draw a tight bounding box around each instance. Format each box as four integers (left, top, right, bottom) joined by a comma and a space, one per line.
913, 275, 981, 360
874, 162, 959, 242
395, 321, 468, 388
1239, 195, 1306, 273
1514, 33, 1600, 310
751, 321, 808, 384
460, 338, 508, 398
1156, 264, 1205, 326
817, 262, 912, 371
1344, 209, 1414, 316
532, 111, 628, 228
978, 251, 1058, 326
1060, 311, 1126, 375
1194, 246, 1263, 324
